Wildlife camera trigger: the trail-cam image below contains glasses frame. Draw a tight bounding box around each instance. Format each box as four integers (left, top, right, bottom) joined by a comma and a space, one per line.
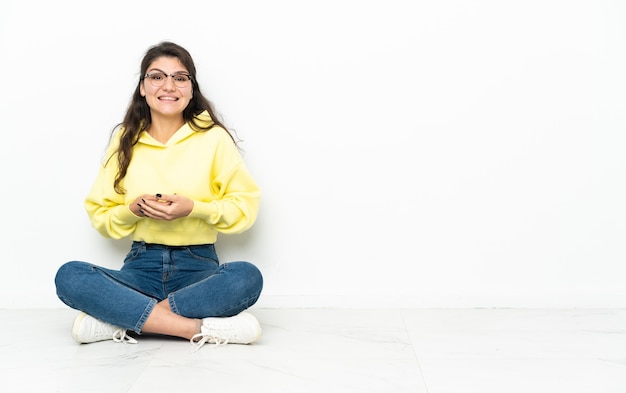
143, 72, 193, 88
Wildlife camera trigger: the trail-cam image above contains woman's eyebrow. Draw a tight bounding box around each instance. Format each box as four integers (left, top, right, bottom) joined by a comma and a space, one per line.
147, 68, 189, 75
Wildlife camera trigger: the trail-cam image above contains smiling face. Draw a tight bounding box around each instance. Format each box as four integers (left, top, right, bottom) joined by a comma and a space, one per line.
140, 56, 193, 120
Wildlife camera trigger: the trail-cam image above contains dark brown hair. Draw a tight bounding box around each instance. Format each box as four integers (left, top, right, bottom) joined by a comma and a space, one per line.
110, 41, 235, 194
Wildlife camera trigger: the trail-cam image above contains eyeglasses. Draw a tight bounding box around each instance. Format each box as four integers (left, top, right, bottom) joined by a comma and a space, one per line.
143, 72, 193, 88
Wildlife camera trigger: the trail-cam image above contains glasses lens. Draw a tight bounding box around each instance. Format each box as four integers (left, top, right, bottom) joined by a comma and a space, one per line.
146, 72, 166, 87
172, 74, 191, 87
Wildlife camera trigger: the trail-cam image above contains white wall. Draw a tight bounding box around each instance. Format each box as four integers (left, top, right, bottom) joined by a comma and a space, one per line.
1, 0, 624, 309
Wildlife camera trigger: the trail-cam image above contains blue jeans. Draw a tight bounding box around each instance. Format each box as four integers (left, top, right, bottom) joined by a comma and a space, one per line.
55, 241, 263, 334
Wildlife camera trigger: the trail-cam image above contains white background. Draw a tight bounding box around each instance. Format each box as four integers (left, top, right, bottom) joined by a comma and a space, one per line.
0, 0, 624, 309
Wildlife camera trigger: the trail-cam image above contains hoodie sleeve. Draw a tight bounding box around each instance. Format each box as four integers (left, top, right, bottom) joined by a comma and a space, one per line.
188, 129, 261, 234
84, 133, 142, 239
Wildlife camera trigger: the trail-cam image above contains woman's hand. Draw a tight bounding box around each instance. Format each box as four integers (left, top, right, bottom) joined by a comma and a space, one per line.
132, 193, 194, 221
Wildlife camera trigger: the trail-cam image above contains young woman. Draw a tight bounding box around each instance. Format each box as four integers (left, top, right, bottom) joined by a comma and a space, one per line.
55, 41, 263, 350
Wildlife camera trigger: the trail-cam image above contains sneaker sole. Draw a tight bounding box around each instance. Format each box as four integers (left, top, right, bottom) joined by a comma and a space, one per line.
71, 311, 89, 343
238, 312, 263, 343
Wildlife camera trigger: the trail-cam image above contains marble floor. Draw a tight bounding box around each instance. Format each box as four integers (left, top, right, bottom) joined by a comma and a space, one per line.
1, 308, 625, 393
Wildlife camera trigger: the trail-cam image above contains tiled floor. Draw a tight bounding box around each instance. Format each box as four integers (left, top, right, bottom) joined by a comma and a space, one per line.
1, 308, 625, 392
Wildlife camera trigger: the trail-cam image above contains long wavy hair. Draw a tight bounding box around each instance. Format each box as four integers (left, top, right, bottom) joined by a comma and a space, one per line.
109, 41, 236, 194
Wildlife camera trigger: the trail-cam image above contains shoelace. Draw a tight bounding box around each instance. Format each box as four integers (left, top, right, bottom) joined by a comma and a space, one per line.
112, 329, 138, 344
190, 332, 228, 352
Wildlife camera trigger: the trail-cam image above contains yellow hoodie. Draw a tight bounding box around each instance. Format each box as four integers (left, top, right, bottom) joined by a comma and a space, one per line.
85, 111, 260, 246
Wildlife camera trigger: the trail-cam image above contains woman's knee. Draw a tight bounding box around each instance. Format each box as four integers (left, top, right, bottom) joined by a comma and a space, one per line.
56, 261, 85, 281
54, 261, 91, 295
231, 261, 263, 290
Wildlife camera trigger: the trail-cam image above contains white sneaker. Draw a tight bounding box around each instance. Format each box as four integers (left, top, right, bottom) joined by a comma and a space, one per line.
71, 312, 137, 344
190, 311, 262, 350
